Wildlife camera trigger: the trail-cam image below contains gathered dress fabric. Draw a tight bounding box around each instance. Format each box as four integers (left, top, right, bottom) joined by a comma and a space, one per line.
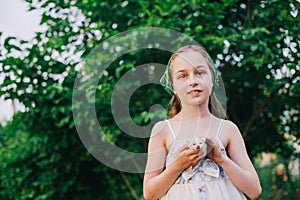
160, 120, 247, 200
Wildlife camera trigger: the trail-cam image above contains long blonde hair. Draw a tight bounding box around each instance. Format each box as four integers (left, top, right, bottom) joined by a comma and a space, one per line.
168, 45, 227, 119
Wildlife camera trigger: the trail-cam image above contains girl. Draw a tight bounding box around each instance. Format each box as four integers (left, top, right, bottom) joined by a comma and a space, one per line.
143, 45, 261, 200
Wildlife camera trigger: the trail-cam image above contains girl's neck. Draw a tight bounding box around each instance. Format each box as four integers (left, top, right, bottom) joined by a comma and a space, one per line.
178, 104, 212, 121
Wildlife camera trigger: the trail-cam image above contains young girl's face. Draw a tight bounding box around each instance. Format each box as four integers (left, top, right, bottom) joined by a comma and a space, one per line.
171, 50, 214, 107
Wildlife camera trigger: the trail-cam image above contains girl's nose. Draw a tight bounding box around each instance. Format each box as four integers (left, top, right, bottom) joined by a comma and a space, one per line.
189, 75, 199, 87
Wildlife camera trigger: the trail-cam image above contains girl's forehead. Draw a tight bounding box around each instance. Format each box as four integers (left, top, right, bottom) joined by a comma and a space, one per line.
171, 51, 208, 70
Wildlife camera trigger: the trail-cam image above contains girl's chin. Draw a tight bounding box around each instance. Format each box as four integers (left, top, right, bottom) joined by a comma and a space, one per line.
185, 99, 208, 106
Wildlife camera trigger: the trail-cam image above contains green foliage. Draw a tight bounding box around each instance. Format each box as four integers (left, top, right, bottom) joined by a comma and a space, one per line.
255, 155, 300, 199
0, 0, 299, 199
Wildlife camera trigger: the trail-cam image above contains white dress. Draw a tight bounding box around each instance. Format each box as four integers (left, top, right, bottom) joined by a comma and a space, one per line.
160, 120, 247, 200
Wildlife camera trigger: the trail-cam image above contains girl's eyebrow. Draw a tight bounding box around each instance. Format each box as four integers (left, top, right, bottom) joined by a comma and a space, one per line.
175, 69, 186, 74
194, 64, 208, 69
175, 65, 208, 74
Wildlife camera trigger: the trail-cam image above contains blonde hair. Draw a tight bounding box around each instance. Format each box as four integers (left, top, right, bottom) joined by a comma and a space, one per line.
168, 45, 227, 119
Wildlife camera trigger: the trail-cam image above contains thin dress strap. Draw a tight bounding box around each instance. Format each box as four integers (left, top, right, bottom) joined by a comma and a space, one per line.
216, 119, 224, 138
215, 119, 225, 148
165, 120, 176, 140
214, 119, 227, 157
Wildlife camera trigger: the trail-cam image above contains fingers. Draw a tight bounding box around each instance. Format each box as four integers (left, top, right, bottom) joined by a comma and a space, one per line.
205, 137, 226, 163
199, 143, 207, 158
187, 143, 207, 158
178, 145, 190, 152
205, 137, 216, 146
176, 143, 209, 169
205, 137, 218, 153
188, 145, 208, 167
178, 144, 200, 155
177, 137, 225, 170
178, 147, 201, 167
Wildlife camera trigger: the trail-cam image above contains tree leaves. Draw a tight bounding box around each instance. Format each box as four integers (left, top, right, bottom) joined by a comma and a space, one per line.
0, 0, 299, 199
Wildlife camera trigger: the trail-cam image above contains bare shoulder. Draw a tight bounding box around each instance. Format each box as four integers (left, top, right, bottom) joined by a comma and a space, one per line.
222, 119, 244, 142
151, 120, 167, 136
150, 120, 170, 142
223, 120, 240, 133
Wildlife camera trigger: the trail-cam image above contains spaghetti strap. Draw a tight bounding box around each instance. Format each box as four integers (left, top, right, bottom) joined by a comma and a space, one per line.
165, 120, 176, 140
216, 119, 224, 139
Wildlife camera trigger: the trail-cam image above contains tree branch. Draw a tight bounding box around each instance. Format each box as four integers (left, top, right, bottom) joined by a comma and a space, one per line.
247, 0, 252, 26
120, 171, 140, 200
242, 70, 300, 137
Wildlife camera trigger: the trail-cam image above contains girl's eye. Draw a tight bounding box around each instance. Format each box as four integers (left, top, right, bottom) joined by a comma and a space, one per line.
179, 74, 186, 79
197, 70, 205, 75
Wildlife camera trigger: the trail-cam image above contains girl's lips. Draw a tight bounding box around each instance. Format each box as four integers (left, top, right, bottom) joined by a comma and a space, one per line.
188, 89, 202, 94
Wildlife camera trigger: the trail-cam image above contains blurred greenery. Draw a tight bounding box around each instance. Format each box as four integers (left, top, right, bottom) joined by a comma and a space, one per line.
0, 0, 299, 199
255, 154, 300, 199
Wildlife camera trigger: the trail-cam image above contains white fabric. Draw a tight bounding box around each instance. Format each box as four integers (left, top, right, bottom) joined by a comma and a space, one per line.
160, 120, 247, 200
166, 119, 176, 140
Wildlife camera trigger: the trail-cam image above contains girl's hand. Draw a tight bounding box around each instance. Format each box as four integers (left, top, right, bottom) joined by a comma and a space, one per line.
173, 143, 207, 171
205, 138, 227, 164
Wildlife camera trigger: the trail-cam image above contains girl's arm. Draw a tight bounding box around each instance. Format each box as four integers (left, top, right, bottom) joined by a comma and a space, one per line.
143, 121, 202, 200
207, 120, 262, 200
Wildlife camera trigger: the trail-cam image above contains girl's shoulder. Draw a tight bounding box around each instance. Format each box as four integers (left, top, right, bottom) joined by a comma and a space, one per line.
151, 120, 170, 140
151, 119, 177, 146
222, 119, 240, 131
211, 117, 240, 134
221, 119, 244, 141
151, 120, 167, 135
